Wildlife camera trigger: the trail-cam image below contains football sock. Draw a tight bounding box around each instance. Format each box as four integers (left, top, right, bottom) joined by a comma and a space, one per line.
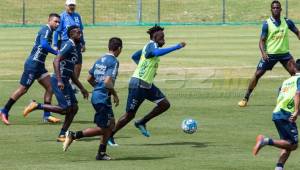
43, 102, 51, 117
74, 131, 84, 139
244, 89, 253, 101
135, 119, 145, 125
37, 103, 43, 110
3, 98, 16, 114
263, 137, 274, 145
59, 129, 67, 136
276, 163, 284, 168
98, 144, 107, 155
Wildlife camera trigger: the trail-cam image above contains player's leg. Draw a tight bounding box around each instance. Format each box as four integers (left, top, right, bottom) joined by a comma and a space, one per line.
0, 85, 28, 125
280, 56, 296, 76
275, 149, 291, 170
0, 70, 35, 124
134, 84, 169, 137
37, 73, 61, 123
112, 86, 144, 136
253, 119, 298, 155
23, 76, 72, 117
238, 57, 277, 107
57, 104, 78, 142
64, 104, 115, 160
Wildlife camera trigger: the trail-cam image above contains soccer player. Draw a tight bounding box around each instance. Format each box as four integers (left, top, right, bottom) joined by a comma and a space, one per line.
108, 25, 186, 145
252, 59, 300, 170
23, 26, 89, 142
0, 13, 61, 125
53, 0, 85, 91
238, 0, 300, 107
63, 37, 122, 160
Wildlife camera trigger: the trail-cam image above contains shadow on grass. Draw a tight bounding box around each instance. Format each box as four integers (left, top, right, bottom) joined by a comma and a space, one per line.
68, 135, 132, 142
115, 156, 171, 161
127, 141, 211, 148
73, 120, 93, 124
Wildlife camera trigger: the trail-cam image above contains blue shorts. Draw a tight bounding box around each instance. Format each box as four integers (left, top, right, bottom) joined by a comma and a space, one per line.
126, 78, 165, 114
20, 68, 48, 88
60, 40, 82, 64
274, 119, 298, 145
257, 53, 292, 70
51, 76, 77, 109
93, 103, 114, 128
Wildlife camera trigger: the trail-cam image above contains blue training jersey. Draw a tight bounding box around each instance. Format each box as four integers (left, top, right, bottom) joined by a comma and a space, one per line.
89, 53, 119, 106
53, 11, 85, 47
57, 39, 78, 81
25, 25, 54, 71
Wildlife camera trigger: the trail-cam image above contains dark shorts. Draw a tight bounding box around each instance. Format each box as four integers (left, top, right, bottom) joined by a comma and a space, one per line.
274, 119, 298, 145
257, 53, 292, 71
20, 68, 48, 88
93, 103, 114, 128
51, 76, 77, 109
60, 40, 83, 64
126, 78, 166, 114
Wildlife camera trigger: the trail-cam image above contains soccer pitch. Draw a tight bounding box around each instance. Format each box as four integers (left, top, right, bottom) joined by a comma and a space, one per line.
0, 26, 300, 170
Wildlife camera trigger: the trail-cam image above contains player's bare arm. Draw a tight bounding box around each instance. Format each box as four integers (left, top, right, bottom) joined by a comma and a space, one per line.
71, 72, 89, 99
53, 56, 64, 90
259, 36, 268, 61
290, 91, 300, 122
104, 76, 119, 107
87, 74, 96, 87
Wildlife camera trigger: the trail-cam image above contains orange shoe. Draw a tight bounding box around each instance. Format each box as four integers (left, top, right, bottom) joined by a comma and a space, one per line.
57, 135, 66, 142
23, 101, 38, 117
252, 135, 265, 156
44, 116, 61, 123
0, 111, 10, 125
238, 98, 248, 107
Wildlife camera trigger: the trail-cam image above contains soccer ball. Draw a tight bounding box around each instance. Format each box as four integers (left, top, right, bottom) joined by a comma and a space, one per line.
181, 119, 198, 134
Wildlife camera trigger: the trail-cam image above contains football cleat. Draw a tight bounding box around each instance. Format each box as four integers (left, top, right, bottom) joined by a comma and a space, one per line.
134, 121, 150, 137
63, 131, 75, 152
107, 137, 119, 147
96, 153, 112, 160
0, 110, 10, 125
238, 98, 248, 107
43, 116, 61, 123
23, 101, 38, 117
252, 134, 265, 156
57, 135, 66, 142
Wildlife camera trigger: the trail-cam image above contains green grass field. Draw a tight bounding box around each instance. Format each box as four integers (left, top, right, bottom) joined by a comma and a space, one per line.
1, 25, 300, 170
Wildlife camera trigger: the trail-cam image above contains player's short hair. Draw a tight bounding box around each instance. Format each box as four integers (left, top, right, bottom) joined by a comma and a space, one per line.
271, 0, 281, 8
67, 25, 80, 37
296, 59, 300, 71
49, 13, 60, 20
147, 25, 164, 39
108, 37, 123, 51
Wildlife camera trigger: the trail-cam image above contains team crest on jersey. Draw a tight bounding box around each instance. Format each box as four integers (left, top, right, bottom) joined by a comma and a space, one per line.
74, 17, 80, 24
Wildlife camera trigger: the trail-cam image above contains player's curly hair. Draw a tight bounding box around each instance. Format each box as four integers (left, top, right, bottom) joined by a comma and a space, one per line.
271, 0, 281, 7
147, 25, 164, 39
67, 25, 80, 37
296, 59, 300, 71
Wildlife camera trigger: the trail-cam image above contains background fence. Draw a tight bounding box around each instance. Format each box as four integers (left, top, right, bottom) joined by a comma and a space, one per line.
0, 0, 300, 26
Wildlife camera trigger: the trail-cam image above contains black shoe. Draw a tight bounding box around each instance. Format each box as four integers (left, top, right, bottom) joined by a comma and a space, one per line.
96, 153, 112, 160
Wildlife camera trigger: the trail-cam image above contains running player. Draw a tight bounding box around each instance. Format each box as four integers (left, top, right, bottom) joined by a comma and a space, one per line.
0, 13, 61, 125
63, 37, 122, 160
252, 59, 300, 170
23, 26, 89, 142
109, 25, 186, 145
